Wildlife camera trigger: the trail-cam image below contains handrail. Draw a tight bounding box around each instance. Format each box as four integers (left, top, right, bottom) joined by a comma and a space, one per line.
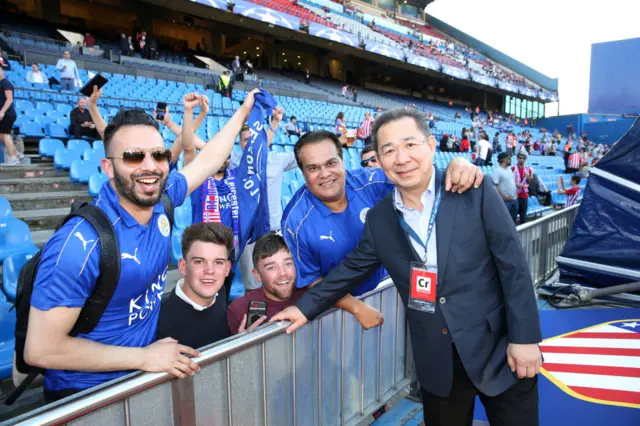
516, 203, 579, 232
8, 281, 399, 426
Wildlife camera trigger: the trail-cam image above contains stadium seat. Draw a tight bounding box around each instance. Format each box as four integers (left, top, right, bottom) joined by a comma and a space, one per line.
67, 139, 92, 153
46, 122, 68, 138
174, 201, 192, 230
0, 219, 36, 262
171, 228, 184, 264
0, 197, 12, 223
54, 148, 76, 169
21, 122, 45, 137
0, 301, 16, 380
38, 138, 65, 157
281, 195, 292, 210
88, 173, 109, 196
70, 160, 99, 183
2, 247, 39, 303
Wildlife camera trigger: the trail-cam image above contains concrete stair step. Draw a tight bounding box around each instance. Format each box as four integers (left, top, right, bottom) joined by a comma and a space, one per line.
31, 229, 55, 247
0, 177, 84, 195
13, 207, 70, 231
0, 163, 67, 179
3, 191, 92, 211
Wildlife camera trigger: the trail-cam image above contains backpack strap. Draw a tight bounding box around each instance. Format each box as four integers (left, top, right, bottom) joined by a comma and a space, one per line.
161, 194, 174, 229
66, 204, 121, 336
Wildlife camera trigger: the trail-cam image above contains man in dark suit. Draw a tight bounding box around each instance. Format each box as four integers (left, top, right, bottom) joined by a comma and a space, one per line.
69, 97, 99, 140
272, 107, 543, 426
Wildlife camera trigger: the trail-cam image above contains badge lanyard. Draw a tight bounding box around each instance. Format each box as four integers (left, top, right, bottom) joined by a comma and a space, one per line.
396, 179, 442, 313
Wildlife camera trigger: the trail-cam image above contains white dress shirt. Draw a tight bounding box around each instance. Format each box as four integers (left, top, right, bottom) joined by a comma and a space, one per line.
393, 173, 438, 271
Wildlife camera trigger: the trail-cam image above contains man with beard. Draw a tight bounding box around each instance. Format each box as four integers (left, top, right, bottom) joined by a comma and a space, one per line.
22, 90, 260, 403
227, 233, 304, 335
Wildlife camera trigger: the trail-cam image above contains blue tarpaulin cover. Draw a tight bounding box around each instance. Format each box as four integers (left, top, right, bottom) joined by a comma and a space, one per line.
557, 118, 640, 289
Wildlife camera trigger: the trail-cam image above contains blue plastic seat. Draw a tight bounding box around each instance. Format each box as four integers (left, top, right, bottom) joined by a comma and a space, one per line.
281, 195, 292, 211
70, 160, 98, 183
38, 138, 65, 157
2, 247, 39, 303
0, 197, 12, 223
21, 122, 45, 137
67, 139, 92, 153
174, 201, 192, 230
171, 228, 184, 264
290, 180, 303, 193
46, 122, 67, 138
0, 219, 36, 262
0, 301, 16, 380
88, 173, 109, 196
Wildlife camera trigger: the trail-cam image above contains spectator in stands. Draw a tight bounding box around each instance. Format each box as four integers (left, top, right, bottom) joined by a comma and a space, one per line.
352, 87, 358, 102
558, 175, 581, 208
228, 233, 305, 335
505, 131, 516, 157
70, 97, 99, 140
439, 134, 449, 152
120, 34, 131, 56
0, 68, 21, 166
475, 132, 492, 166
286, 116, 301, 137
360, 144, 379, 168
358, 112, 373, 145
231, 55, 241, 83
512, 152, 533, 225
459, 127, 470, 152
341, 84, 348, 98
529, 174, 552, 207
305, 69, 310, 84
566, 149, 583, 174
281, 128, 482, 330
56, 51, 80, 91
157, 223, 233, 349
21, 89, 261, 402
0, 50, 9, 70
493, 152, 518, 222
493, 132, 502, 153
218, 71, 231, 98
25, 63, 47, 85
83, 33, 96, 48
335, 111, 346, 143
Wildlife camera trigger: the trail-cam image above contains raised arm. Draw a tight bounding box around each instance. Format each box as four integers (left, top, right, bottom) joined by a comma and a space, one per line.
87, 86, 107, 139
179, 89, 259, 195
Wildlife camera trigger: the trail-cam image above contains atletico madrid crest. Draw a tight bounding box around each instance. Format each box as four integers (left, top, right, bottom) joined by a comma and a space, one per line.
540, 319, 640, 409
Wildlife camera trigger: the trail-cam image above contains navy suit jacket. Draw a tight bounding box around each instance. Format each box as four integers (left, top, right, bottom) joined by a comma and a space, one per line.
297, 169, 542, 397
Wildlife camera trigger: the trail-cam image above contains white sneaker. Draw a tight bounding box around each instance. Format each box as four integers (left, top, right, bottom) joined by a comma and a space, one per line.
4, 158, 20, 166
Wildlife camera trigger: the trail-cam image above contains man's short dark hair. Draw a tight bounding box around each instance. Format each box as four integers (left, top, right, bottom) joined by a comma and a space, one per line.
293, 130, 343, 169
290, 116, 296, 121
371, 107, 431, 152
240, 125, 250, 134
103, 109, 159, 156
571, 175, 582, 185
181, 222, 235, 260
252, 232, 290, 267
361, 144, 375, 158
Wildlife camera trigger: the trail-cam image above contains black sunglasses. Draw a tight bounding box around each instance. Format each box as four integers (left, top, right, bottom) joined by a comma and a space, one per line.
361, 157, 377, 167
108, 148, 172, 166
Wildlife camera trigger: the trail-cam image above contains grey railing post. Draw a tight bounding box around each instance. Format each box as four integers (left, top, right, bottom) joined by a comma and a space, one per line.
171, 376, 196, 426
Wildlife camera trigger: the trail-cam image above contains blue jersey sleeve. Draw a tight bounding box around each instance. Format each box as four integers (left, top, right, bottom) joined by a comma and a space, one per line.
350, 168, 394, 202
283, 225, 322, 288
31, 218, 102, 311
164, 171, 188, 208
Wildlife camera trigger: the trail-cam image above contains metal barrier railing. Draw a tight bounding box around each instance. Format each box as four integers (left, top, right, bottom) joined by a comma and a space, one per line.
8, 280, 412, 426
516, 204, 579, 285
7, 204, 579, 425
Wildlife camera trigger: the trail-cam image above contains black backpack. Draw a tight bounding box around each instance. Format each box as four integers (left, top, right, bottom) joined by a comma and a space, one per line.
5, 195, 174, 405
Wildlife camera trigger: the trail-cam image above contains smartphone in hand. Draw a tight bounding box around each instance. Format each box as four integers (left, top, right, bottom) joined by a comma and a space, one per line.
246, 301, 267, 328
79, 74, 108, 97
156, 102, 168, 121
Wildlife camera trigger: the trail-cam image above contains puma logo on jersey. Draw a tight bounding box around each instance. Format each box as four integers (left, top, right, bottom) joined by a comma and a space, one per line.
320, 231, 335, 242
121, 248, 141, 265
74, 232, 95, 251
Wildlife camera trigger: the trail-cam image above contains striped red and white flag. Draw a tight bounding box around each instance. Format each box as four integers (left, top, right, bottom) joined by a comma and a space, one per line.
540, 319, 640, 408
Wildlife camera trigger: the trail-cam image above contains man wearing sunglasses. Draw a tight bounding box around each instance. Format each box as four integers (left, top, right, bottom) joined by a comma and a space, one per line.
23, 89, 261, 402
360, 144, 379, 168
